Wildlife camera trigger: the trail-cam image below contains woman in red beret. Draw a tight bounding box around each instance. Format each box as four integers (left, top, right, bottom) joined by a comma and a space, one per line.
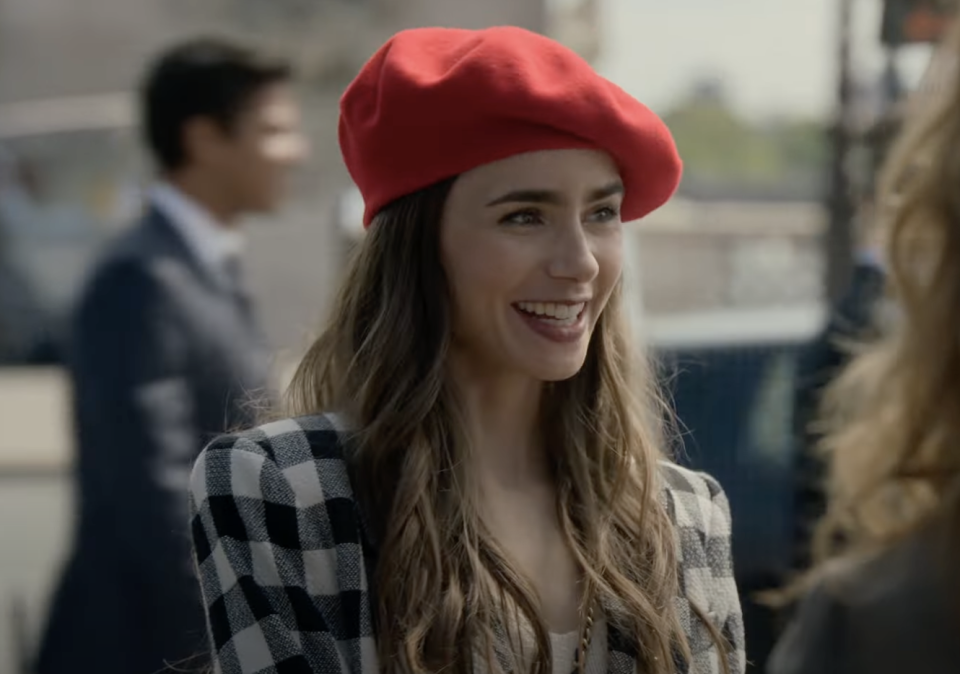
189, 26, 744, 674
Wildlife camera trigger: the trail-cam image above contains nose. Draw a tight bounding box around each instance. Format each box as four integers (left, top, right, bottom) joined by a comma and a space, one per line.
546, 219, 600, 283
271, 131, 310, 167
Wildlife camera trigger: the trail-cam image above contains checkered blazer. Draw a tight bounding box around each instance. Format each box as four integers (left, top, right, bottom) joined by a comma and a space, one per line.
189, 414, 744, 674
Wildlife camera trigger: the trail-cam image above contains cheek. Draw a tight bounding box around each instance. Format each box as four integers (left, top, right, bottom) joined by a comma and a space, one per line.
442, 233, 526, 315
593, 236, 624, 305
445, 244, 501, 309
253, 145, 284, 175
222, 144, 261, 176
235, 136, 283, 174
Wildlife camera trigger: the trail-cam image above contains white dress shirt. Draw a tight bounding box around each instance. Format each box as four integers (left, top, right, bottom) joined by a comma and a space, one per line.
148, 182, 244, 286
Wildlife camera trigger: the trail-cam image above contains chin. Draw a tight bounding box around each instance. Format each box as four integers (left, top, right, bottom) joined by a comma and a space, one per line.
527, 356, 588, 383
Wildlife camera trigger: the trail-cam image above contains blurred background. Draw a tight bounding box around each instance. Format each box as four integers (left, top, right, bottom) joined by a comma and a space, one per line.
0, 0, 952, 672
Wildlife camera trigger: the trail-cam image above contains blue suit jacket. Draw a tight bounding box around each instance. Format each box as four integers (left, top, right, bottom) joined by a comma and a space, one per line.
36, 207, 273, 674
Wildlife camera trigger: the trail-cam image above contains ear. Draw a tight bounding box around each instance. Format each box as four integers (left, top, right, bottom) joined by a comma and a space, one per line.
182, 117, 226, 168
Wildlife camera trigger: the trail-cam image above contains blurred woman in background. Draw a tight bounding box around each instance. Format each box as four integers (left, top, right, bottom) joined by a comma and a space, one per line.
770, 18, 960, 674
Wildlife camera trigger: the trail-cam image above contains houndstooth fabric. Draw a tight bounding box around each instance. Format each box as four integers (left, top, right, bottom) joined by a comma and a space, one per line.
189, 414, 744, 674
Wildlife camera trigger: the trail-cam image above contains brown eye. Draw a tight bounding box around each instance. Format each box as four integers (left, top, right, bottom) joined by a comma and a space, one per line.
587, 206, 619, 224
499, 209, 544, 226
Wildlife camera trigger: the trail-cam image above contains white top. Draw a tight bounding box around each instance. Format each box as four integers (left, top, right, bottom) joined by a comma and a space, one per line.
476, 613, 608, 674
549, 615, 608, 674
149, 182, 244, 283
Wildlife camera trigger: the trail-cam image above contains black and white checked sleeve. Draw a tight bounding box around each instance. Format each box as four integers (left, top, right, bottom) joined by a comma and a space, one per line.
188, 432, 346, 674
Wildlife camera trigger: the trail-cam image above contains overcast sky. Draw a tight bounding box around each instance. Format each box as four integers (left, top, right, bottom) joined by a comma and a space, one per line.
595, 0, 934, 120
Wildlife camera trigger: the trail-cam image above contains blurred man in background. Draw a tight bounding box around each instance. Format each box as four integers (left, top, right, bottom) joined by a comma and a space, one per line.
36, 37, 305, 674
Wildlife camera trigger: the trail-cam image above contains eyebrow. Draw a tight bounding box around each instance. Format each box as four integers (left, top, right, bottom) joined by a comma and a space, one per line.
485, 180, 625, 207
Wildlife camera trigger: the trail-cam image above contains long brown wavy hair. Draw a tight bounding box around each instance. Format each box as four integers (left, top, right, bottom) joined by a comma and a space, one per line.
285, 177, 730, 674
808, 23, 960, 573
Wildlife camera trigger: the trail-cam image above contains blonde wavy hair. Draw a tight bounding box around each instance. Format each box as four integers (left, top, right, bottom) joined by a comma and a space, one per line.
810, 24, 960, 570
284, 178, 730, 674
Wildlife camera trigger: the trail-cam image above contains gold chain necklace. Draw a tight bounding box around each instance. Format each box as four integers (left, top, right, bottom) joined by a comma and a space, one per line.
571, 591, 596, 674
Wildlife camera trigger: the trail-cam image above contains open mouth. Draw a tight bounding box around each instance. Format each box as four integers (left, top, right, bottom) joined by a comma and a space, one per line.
513, 301, 586, 327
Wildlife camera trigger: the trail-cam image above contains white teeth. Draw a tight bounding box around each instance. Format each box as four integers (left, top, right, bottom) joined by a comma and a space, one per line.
516, 301, 585, 323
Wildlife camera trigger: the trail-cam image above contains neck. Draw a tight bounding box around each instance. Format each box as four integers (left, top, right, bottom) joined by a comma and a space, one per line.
164, 171, 238, 226
449, 354, 547, 488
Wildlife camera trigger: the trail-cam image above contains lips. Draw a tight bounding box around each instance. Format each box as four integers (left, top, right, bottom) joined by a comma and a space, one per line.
512, 301, 588, 343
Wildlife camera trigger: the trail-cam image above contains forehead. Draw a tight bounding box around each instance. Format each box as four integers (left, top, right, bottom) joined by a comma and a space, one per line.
453, 149, 621, 202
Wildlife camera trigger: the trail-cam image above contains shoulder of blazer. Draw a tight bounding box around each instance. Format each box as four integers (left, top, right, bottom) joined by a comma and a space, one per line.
659, 460, 745, 674
201, 426, 734, 562
201, 425, 731, 572
204, 413, 351, 468
658, 459, 736, 589
78, 211, 184, 302
658, 460, 729, 531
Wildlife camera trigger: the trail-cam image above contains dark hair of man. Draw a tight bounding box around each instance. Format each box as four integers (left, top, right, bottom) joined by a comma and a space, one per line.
140, 36, 293, 172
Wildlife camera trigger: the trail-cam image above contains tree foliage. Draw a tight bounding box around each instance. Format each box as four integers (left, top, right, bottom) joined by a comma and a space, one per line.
662, 81, 828, 194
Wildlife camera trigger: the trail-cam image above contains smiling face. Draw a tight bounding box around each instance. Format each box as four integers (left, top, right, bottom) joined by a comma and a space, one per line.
440, 148, 624, 382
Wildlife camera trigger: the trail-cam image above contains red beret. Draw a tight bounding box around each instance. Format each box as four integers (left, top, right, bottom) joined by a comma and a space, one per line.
339, 26, 681, 227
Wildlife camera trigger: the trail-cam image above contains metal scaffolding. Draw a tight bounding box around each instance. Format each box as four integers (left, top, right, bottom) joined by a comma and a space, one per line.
824, 0, 856, 302
824, 0, 956, 302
